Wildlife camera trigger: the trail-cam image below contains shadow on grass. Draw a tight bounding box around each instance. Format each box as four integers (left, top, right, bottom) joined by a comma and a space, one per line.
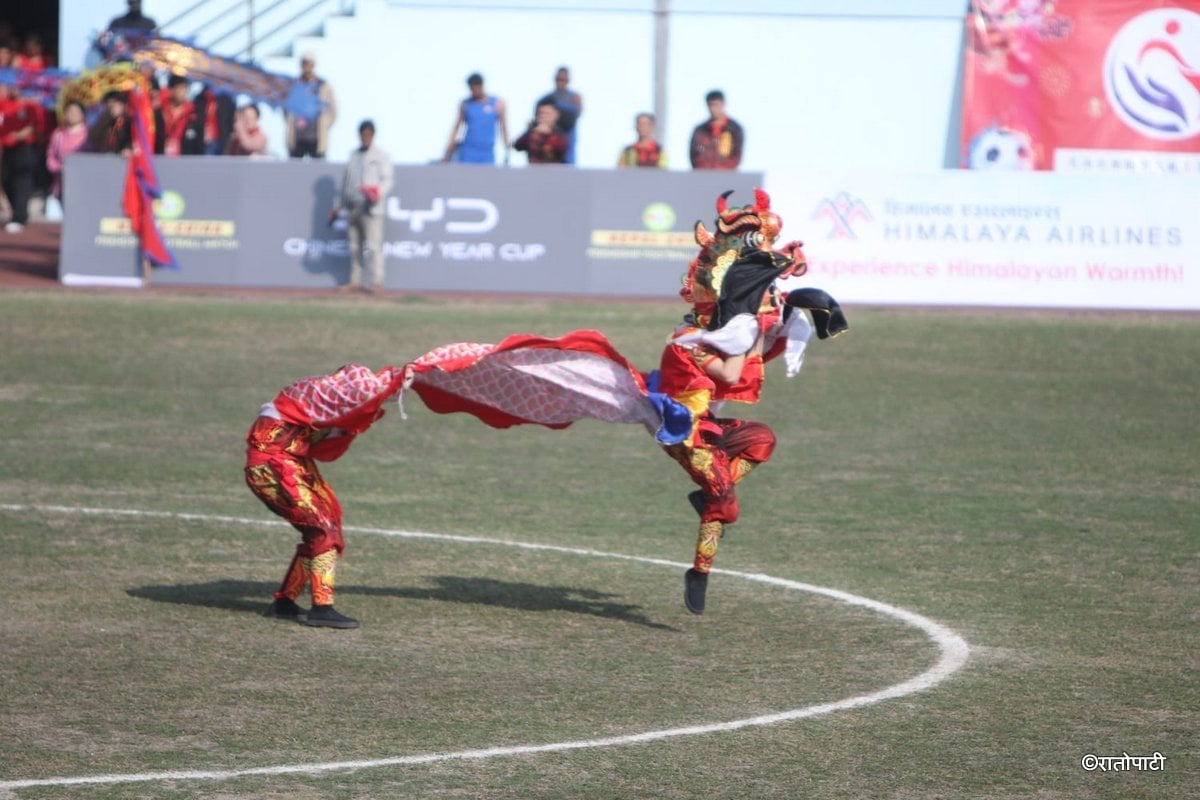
127, 576, 679, 631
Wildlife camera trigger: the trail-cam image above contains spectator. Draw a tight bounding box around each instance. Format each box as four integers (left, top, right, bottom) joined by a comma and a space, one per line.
154, 74, 195, 156
108, 0, 158, 32
536, 66, 582, 164
617, 112, 667, 168
0, 38, 12, 223
514, 100, 568, 165
443, 72, 509, 165
13, 34, 48, 72
87, 90, 133, 156
226, 103, 268, 157
330, 120, 393, 293
191, 84, 236, 156
1, 83, 44, 233
46, 100, 88, 208
286, 52, 336, 159
689, 90, 744, 170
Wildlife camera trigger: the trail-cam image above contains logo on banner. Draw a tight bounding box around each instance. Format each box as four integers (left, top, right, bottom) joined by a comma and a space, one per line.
811, 192, 873, 239
153, 190, 186, 219
642, 202, 677, 232
96, 187, 237, 249
386, 196, 499, 233
1103, 9, 1200, 141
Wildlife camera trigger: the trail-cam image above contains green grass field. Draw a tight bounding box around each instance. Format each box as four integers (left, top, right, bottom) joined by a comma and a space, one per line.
0, 289, 1195, 799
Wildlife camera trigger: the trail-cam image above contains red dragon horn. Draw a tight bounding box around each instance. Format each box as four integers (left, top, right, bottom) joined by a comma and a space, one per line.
715, 189, 734, 217
754, 187, 771, 212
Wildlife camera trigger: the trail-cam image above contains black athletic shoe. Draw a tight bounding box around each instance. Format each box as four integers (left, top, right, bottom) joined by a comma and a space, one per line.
264, 597, 305, 620
684, 568, 708, 615
305, 605, 360, 629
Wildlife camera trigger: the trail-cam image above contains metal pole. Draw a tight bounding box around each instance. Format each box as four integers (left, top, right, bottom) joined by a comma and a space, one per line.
654, 0, 670, 145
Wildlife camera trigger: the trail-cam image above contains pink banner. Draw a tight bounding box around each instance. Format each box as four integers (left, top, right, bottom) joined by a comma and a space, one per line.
962, 1, 1200, 170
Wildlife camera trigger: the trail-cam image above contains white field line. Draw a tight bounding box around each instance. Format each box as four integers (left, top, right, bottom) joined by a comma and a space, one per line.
0, 504, 971, 792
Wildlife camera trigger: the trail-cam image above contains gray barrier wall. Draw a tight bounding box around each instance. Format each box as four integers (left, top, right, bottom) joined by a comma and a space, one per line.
61, 155, 762, 295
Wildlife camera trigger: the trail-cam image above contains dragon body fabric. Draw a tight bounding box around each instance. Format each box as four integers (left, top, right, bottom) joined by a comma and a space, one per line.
406, 331, 692, 445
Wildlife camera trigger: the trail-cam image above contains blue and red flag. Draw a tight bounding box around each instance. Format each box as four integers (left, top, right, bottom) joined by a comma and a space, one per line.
121, 83, 178, 269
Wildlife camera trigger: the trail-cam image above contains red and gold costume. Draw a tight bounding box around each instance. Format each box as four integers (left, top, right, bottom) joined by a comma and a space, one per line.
244, 363, 407, 623
663, 189, 848, 611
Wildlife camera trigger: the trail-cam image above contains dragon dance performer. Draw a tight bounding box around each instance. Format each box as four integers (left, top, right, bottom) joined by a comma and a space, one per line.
245, 363, 409, 629
664, 189, 848, 614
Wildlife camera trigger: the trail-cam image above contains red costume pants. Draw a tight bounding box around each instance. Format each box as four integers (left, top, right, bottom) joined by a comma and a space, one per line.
664, 417, 775, 573
245, 416, 346, 605
664, 416, 776, 525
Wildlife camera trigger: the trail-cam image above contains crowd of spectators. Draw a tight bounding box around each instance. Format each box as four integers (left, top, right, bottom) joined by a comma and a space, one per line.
0, 21, 57, 232
446, 64, 742, 171
0, 23, 276, 232
0, 1, 748, 234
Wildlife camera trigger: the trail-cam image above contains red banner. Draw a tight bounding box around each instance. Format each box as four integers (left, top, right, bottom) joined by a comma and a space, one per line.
962, 1, 1200, 171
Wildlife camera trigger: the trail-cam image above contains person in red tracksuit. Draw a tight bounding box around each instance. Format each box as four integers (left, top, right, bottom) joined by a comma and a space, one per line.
1, 84, 45, 233
154, 74, 195, 156
245, 363, 409, 628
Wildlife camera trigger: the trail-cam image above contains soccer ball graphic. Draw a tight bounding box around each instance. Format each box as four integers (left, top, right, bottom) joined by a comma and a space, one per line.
966, 125, 1037, 170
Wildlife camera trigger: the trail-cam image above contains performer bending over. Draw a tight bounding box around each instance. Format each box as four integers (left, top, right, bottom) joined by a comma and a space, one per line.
245, 363, 408, 628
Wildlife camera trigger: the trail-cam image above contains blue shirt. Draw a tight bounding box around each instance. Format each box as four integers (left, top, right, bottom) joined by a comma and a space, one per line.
459, 95, 500, 163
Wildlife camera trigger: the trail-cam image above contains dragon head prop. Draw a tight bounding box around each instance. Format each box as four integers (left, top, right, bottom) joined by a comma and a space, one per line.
680, 189, 808, 330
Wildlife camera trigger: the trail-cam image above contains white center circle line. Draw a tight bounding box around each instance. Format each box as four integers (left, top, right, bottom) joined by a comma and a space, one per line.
0, 504, 971, 792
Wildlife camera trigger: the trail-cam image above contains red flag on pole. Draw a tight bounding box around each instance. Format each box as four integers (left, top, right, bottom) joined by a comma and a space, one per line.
122, 81, 178, 269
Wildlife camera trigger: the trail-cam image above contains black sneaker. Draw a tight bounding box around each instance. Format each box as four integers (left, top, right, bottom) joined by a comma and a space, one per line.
264, 597, 305, 621
305, 605, 360, 629
684, 568, 708, 615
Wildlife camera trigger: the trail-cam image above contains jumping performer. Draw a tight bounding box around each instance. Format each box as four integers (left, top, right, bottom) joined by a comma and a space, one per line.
245, 363, 409, 628
662, 189, 847, 613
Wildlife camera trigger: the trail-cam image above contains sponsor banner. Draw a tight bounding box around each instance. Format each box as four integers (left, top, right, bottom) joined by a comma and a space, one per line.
60, 155, 761, 296
60, 156, 1197, 309
961, 1, 1200, 172
767, 169, 1199, 310
62, 154, 245, 285
583, 170, 762, 296
373, 166, 582, 294
62, 157, 583, 290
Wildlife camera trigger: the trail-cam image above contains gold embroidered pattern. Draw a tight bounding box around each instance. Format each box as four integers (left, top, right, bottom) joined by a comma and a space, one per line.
306, 550, 339, 605
693, 520, 723, 573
